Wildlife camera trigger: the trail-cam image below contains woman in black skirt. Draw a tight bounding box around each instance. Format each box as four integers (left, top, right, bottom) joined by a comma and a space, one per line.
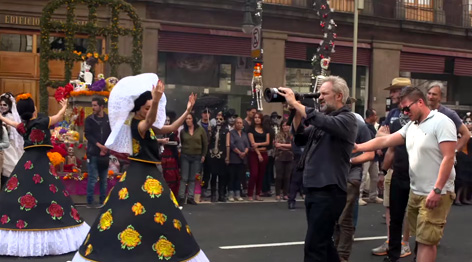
73, 74, 208, 262
0, 95, 89, 257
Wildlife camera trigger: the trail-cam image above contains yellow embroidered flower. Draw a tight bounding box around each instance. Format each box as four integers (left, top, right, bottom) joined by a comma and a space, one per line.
173, 219, 182, 231
118, 188, 129, 200
154, 212, 167, 225
170, 192, 179, 208
132, 138, 140, 155
186, 225, 192, 235
152, 236, 176, 260
118, 225, 142, 250
131, 202, 146, 216
149, 128, 156, 140
141, 176, 163, 198
98, 209, 113, 231
85, 244, 93, 256
119, 171, 127, 182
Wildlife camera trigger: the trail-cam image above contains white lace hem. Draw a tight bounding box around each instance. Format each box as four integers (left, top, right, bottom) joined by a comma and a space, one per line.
0, 222, 90, 257
71, 249, 210, 262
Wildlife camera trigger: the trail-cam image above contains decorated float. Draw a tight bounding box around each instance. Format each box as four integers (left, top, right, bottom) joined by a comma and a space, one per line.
38, 0, 143, 196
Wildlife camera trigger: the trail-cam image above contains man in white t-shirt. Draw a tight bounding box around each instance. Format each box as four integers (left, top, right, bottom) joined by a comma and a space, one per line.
354, 86, 456, 262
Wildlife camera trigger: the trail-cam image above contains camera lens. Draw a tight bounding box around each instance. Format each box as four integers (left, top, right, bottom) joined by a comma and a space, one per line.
264, 88, 286, 103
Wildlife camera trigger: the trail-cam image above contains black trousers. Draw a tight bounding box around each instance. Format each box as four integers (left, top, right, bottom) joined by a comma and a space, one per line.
202, 153, 212, 190
288, 154, 303, 203
208, 157, 226, 196
388, 173, 411, 261
262, 155, 275, 193
304, 185, 346, 262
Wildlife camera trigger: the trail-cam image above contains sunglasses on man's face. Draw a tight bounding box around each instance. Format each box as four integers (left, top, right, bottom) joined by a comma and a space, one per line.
401, 100, 418, 114
216, 118, 224, 121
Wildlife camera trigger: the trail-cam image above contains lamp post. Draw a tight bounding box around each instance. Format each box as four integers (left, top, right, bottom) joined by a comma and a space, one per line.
242, 0, 264, 110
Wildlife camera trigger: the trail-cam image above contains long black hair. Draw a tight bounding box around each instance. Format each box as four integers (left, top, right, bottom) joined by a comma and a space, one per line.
183, 113, 199, 133
132, 91, 152, 113
16, 97, 35, 125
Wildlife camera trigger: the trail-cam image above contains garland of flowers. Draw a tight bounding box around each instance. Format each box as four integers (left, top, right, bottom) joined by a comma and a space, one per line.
39, 0, 143, 113
311, 0, 337, 76
16, 93, 33, 102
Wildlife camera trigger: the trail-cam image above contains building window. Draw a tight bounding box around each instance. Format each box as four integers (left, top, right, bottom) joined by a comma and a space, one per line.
158, 52, 253, 116
45, 36, 103, 54
404, 0, 434, 22
331, 0, 355, 13
0, 34, 33, 52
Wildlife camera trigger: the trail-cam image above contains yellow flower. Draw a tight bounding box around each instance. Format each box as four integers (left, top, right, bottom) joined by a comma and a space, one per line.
154, 212, 167, 225
149, 128, 156, 140
86, 53, 92, 58
170, 192, 179, 208
141, 176, 163, 198
173, 219, 182, 231
94, 52, 99, 58
98, 209, 113, 231
118, 225, 142, 250
152, 236, 176, 260
85, 244, 93, 256
118, 188, 129, 200
186, 225, 192, 235
119, 171, 127, 182
132, 138, 140, 155
131, 202, 146, 216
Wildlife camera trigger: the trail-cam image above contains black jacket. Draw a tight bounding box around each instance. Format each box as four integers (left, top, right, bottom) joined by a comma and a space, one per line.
294, 106, 357, 192
84, 113, 111, 157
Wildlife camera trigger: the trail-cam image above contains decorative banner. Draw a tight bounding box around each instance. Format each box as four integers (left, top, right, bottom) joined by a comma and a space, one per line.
312, 0, 337, 76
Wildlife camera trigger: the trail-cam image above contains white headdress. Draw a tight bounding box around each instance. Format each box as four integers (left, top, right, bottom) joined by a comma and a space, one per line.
1, 93, 24, 149
105, 73, 166, 154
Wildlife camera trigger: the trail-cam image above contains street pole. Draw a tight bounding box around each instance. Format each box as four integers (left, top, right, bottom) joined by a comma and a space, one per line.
352, 0, 359, 112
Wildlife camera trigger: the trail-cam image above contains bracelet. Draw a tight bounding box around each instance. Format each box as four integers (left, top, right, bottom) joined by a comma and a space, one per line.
380, 169, 388, 175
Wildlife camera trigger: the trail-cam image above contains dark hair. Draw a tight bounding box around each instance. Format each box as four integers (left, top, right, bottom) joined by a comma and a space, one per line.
251, 112, 271, 134
16, 98, 35, 122
378, 117, 386, 127
365, 108, 376, 119
0, 96, 12, 116
167, 111, 177, 123
92, 96, 106, 107
132, 91, 152, 113
246, 106, 256, 112
183, 113, 199, 133
400, 86, 426, 104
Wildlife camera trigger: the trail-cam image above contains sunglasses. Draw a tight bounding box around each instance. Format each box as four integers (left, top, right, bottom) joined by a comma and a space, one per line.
216, 118, 224, 121
401, 100, 418, 114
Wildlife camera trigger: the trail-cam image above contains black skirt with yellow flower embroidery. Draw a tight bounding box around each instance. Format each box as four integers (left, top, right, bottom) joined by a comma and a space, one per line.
76, 160, 202, 261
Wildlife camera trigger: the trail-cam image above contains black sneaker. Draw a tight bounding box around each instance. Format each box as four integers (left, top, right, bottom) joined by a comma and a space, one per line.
187, 198, 198, 205
178, 197, 185, 206
211, 196, 217, 203
288, 201, 296, 210
218, 197, 226, 202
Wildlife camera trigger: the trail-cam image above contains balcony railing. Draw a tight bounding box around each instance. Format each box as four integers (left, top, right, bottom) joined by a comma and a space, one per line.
262, 0, 472, 28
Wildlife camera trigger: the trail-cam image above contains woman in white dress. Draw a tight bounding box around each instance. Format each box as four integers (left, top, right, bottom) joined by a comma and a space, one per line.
0, 93, 24, 187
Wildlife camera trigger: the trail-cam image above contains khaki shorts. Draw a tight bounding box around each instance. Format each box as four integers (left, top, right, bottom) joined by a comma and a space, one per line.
407, 191, 455, 246
383, 169, 392, 207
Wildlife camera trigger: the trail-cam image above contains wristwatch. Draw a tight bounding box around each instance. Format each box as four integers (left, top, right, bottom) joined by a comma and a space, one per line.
433, 187, 442, 194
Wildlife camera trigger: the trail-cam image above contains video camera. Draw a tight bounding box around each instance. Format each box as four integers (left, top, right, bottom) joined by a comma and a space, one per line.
264, 88, 320, 103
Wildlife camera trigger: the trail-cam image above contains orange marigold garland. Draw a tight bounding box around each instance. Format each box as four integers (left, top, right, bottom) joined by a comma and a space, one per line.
16, 93, 32, 102
69, 91, 110, 97
47, 152, 65, 166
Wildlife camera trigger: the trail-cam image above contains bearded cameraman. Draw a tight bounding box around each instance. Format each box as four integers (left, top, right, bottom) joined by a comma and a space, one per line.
277, 76, 357, 262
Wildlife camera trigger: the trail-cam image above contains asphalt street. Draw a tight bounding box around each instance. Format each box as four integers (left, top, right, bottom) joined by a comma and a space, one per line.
0, 200, 471, 262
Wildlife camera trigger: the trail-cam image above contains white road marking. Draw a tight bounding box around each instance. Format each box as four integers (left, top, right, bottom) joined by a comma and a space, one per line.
219, 236, 387, 249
